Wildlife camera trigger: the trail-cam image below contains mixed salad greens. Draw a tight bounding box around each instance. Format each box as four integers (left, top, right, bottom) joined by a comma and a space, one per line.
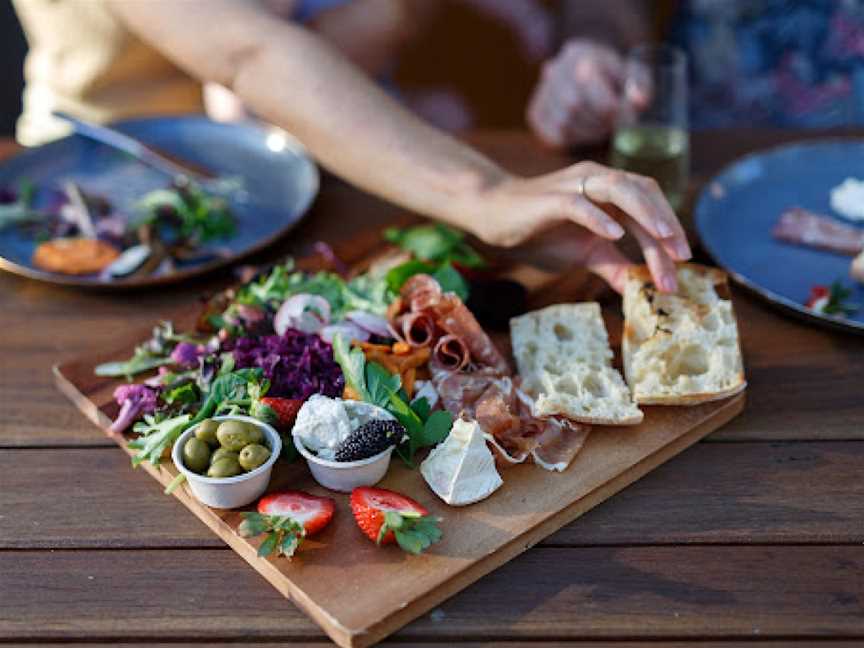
96, 224, 489, 471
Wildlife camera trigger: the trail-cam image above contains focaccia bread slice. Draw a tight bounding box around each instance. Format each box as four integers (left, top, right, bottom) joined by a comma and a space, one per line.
622, 263, 746, 405
510, 303, 643, 425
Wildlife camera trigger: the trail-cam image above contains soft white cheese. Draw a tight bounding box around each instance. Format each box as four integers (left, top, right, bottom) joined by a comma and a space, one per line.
830, 177, 864, 222
420, 418, 503, 506
292, 395, 352, 460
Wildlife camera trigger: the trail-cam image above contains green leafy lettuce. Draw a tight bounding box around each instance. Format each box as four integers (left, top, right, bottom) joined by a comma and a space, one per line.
236, 261, 390, 319
384, 223, 484, 268
385, 260, 469, 301
332, 334, 452, 465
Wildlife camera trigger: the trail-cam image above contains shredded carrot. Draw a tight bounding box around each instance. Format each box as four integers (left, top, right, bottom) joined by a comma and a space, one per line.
392, 346, 431, 372
343, 385, 363, 401
392, 341, 411, 356
350, 339, 431, 399
356, 340, 392, 353
402, 367, 416, 398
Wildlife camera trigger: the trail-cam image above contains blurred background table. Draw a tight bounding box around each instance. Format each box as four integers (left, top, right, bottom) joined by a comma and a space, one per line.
2, 130, 863, 646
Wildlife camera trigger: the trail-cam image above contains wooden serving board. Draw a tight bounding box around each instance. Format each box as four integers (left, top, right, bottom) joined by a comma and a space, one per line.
53, 265, 745, 648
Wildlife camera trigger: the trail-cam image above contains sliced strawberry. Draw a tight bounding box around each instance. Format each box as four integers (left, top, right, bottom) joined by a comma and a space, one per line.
350, 487, 441, 554
258, 490, 335, 536
256, 397, 303, 432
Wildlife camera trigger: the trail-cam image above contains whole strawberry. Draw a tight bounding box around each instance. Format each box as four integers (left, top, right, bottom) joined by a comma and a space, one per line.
350, 487, 442, 554
253, 396, 303, 432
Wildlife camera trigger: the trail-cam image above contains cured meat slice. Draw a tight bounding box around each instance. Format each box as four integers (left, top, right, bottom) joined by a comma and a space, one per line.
399, 311, 437, 347
433, 366, 591, 472
432, 334, 470, 372
530, 418, 591, 472
401, 273, 443, 311
773, 207, 864, 255
433, 294, 511, 374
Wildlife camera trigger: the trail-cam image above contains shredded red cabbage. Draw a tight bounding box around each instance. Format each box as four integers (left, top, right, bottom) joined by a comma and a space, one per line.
230, 328, 344, 400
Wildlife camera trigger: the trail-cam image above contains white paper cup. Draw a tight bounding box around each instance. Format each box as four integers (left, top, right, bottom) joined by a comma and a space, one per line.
172, 415, 281, 509
293, 401, 396, 493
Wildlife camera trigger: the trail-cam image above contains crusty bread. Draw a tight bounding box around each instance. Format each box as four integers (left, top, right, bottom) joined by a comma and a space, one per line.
622, 264, 746, 405
510, 303, 643, 425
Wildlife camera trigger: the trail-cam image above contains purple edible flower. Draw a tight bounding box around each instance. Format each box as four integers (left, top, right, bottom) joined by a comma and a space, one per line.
110, 384, 158, 434
170, 342, 204, 369
232, 328, 344, 400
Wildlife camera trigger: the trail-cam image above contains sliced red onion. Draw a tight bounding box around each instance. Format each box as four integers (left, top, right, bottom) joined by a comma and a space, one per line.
345, 310, 391, 337
319, 322, 371, 344
274, 294, 331, 335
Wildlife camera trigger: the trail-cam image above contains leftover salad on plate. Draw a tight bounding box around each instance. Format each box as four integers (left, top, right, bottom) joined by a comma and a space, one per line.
1, 176, 235, 278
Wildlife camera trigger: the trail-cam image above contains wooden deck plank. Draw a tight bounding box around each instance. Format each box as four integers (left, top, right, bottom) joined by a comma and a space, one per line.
2, 442, 863, 550
1, 547, 861, 641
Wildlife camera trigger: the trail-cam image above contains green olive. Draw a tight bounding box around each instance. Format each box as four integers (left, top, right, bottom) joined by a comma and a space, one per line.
207, 456, 242, 478
195, 419, 220, 446
216, 420, 254, 451
238, 443, 271, 471
243, 422, 264, 445
210, 447, 238, 465
182, 437, 211, 474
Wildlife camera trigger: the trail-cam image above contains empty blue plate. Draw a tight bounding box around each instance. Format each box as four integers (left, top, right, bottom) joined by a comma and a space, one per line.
0, 115, 318, 288
695, 138, 864, 334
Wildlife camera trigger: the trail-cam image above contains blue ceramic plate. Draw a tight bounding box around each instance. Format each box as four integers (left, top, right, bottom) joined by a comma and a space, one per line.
0, 115, 318, 288
695, 138, 864, 334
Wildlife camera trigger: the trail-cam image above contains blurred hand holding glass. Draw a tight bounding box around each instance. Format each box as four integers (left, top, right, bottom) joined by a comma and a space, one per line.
611, 44, 689, 211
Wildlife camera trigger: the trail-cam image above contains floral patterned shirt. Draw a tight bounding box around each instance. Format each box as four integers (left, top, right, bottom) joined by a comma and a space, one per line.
670, 0, 864, 128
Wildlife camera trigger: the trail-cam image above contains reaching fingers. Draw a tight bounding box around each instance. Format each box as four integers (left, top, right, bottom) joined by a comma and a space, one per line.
583, 238, 632, 294
627, 218, 678, 292
583, 171, 691, 260
540, 193, 625, 241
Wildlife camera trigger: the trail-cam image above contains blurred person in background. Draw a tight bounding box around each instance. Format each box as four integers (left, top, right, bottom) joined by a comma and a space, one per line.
528, 0, 864, 148
10, 0, 691, 293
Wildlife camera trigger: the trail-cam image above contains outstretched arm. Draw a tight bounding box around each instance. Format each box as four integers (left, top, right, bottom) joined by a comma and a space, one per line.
107, 0, 689, 292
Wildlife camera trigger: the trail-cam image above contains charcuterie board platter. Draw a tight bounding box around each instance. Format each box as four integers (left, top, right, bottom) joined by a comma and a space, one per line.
54, 236, 745, 648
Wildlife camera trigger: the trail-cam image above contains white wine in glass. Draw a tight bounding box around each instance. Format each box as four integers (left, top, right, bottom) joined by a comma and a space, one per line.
612, 44, 688, 212
611, 124, 689, 211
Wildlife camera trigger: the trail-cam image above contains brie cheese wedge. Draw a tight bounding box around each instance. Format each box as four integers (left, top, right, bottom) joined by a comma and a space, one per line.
420, 418, 503, 506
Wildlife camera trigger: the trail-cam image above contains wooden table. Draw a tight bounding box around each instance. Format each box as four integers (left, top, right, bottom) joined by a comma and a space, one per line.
2, 130, 863, 646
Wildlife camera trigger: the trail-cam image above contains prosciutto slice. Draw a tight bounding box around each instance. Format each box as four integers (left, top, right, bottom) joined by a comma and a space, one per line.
432, 366, 589, 471
401, 274, 443, 311
530, 418, 591, 472
432, 334, 471, 372
398, 311, 437, 347
432, 294, 511, 374
773, 207, 864, 255
388, 273, 509, 374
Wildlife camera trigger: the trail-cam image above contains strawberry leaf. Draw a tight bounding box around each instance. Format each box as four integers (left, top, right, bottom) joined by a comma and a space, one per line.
280, 533, 301, 558
239, 513, 305, 559
380, 511, 442, 554
257, 532, 279, 558
238, 512, 269, 537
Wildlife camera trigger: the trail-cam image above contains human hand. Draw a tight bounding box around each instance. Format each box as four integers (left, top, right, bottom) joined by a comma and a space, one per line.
527, 38, 628, 149
464, 161, 690, 293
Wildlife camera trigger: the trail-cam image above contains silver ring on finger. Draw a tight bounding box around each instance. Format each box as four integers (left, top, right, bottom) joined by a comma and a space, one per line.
576, 175, 589, 197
